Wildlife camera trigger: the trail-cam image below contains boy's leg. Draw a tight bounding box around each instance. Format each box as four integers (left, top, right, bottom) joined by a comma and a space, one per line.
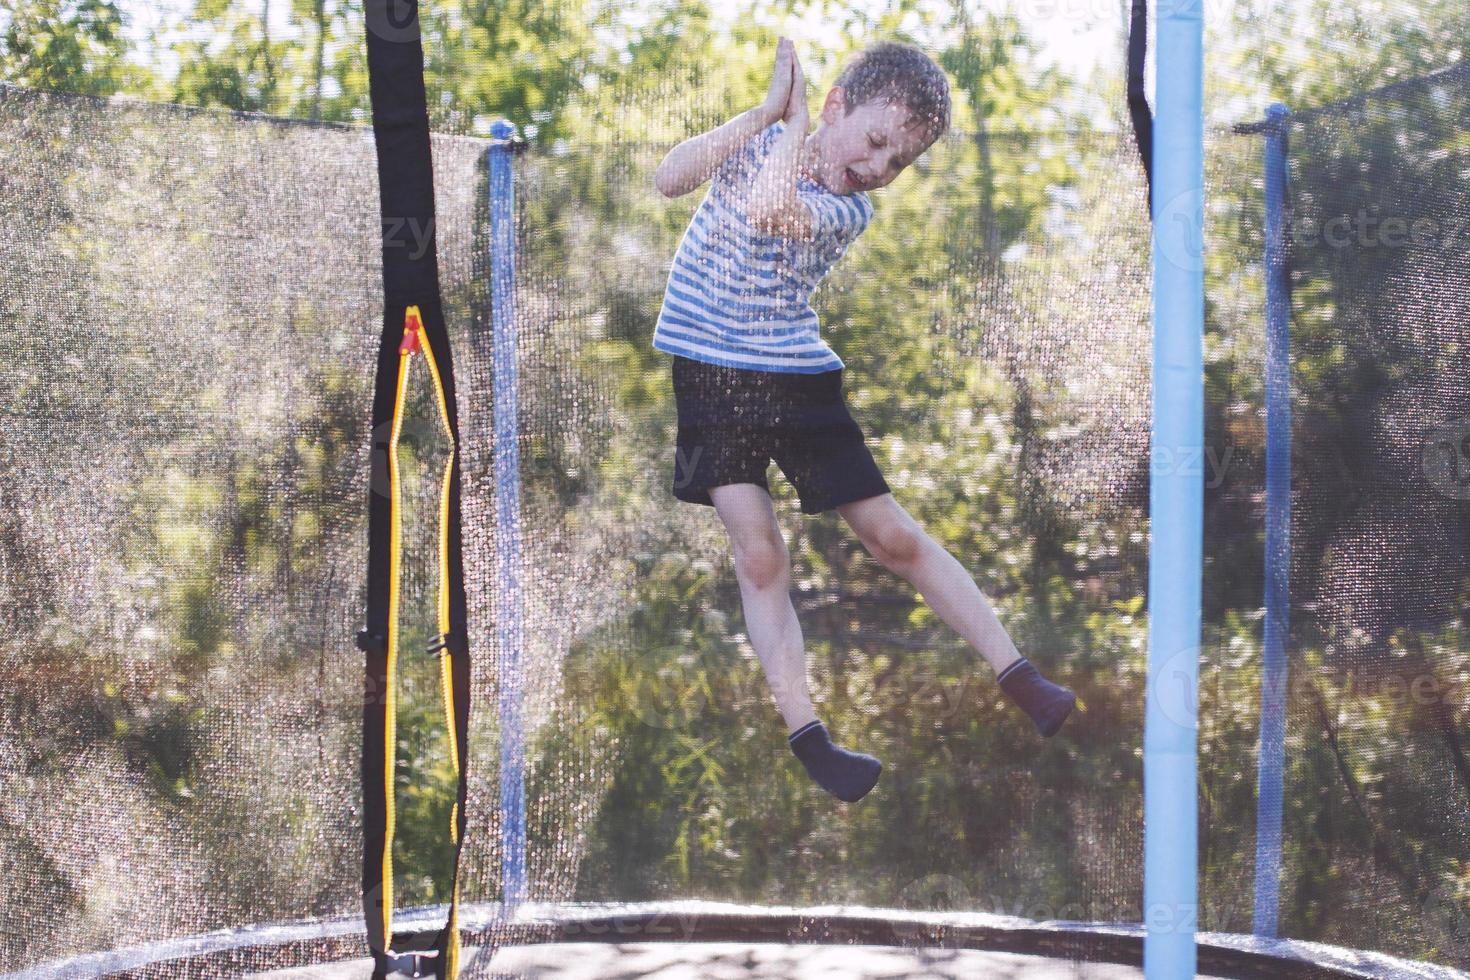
710, 482, 881, 800
709, 482, 817, 733
836, 492, 1021, 674
836, 492, 1075, 736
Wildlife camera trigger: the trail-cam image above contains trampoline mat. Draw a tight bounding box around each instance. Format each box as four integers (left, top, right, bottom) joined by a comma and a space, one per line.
248, 942, 1226, 979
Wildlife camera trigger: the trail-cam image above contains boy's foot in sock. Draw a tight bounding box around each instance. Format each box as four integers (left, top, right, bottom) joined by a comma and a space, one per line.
788, 721, 882, 802
997, 658, 1076, 737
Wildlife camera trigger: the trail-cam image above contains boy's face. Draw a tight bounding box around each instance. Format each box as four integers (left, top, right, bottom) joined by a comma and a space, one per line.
811, 88, 933, 196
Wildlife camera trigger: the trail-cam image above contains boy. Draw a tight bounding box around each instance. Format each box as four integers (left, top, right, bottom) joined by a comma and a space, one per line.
652, 38, 1076, 803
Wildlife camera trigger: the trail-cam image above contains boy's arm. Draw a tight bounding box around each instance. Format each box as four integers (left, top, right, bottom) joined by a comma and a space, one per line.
653, 107, 774, 198
654, 37, 798, 199
745, 44, 813, 241
744, 123, 813, 240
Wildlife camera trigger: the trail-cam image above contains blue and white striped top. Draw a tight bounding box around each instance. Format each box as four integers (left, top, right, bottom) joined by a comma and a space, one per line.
653, 122, 874, 374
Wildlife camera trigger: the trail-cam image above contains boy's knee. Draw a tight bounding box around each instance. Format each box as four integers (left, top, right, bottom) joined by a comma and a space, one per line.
733, 535, 789, 591
867, 518, 925, 572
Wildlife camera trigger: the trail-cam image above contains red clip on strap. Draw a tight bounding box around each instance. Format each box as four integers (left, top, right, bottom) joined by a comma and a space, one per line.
399, 307, 424, 356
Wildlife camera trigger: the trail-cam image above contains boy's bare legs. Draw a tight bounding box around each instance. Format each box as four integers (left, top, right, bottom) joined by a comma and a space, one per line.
710, 482, 880, 801
836, 492, 1076, 736
709, 482, 818, 733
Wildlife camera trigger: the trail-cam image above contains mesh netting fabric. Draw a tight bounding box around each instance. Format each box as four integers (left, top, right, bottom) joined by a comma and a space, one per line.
1197, 62, 1470, 969
1, 82, 1153, 972
5, 1, 1470, 973
1246, 74, 1469, 958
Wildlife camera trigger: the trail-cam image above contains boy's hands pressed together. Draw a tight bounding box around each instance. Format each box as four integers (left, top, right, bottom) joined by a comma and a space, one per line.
654, 35, 814, 237
761, 36, 809, 133
761, 37, 797, 127
655, 36, 802, 199
746, 37, 814, 240
781, 40, 809, 136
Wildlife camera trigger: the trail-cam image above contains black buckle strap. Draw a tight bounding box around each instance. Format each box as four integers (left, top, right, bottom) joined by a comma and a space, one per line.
490, 131, 530, 155
374, 948, 439, 979
360, 629, 463, 659
427, 627, 467, 656
372, 929, 445, 979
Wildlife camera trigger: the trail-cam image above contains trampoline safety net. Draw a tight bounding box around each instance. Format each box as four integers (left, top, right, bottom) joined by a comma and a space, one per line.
0, 0, 1467, 977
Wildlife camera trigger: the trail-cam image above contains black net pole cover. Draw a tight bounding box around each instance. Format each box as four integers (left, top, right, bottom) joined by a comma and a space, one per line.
360, 0, 470, 971
1127, 0, 1154, 213
365, 0, 442, 305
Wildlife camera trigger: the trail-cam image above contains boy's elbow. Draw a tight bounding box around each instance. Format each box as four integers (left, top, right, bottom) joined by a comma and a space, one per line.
654, 166, 688, 198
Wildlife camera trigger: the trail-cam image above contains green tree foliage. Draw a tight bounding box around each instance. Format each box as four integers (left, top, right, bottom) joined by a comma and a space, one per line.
0, 0, 136, 95
172, 0, 300, 113
1215, 0, 1470, 121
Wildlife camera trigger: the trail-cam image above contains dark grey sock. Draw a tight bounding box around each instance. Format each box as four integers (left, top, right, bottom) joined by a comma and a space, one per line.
788, 721, 882, 802
997, 658, 1076, 737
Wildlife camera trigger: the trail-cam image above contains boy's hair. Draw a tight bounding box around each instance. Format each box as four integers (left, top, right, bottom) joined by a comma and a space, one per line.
832, 41, 951, 147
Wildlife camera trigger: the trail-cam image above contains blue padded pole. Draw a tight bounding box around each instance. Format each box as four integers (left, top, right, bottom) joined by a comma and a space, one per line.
488, 119, 528, 907
1145, 0, 1203, 976
1252, 103, 1292, 939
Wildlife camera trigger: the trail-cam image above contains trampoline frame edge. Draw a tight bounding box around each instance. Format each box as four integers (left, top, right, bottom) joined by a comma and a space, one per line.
13, 902, 1467, 980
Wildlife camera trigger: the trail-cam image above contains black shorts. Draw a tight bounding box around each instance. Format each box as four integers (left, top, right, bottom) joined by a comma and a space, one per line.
670, 355, 891, 514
